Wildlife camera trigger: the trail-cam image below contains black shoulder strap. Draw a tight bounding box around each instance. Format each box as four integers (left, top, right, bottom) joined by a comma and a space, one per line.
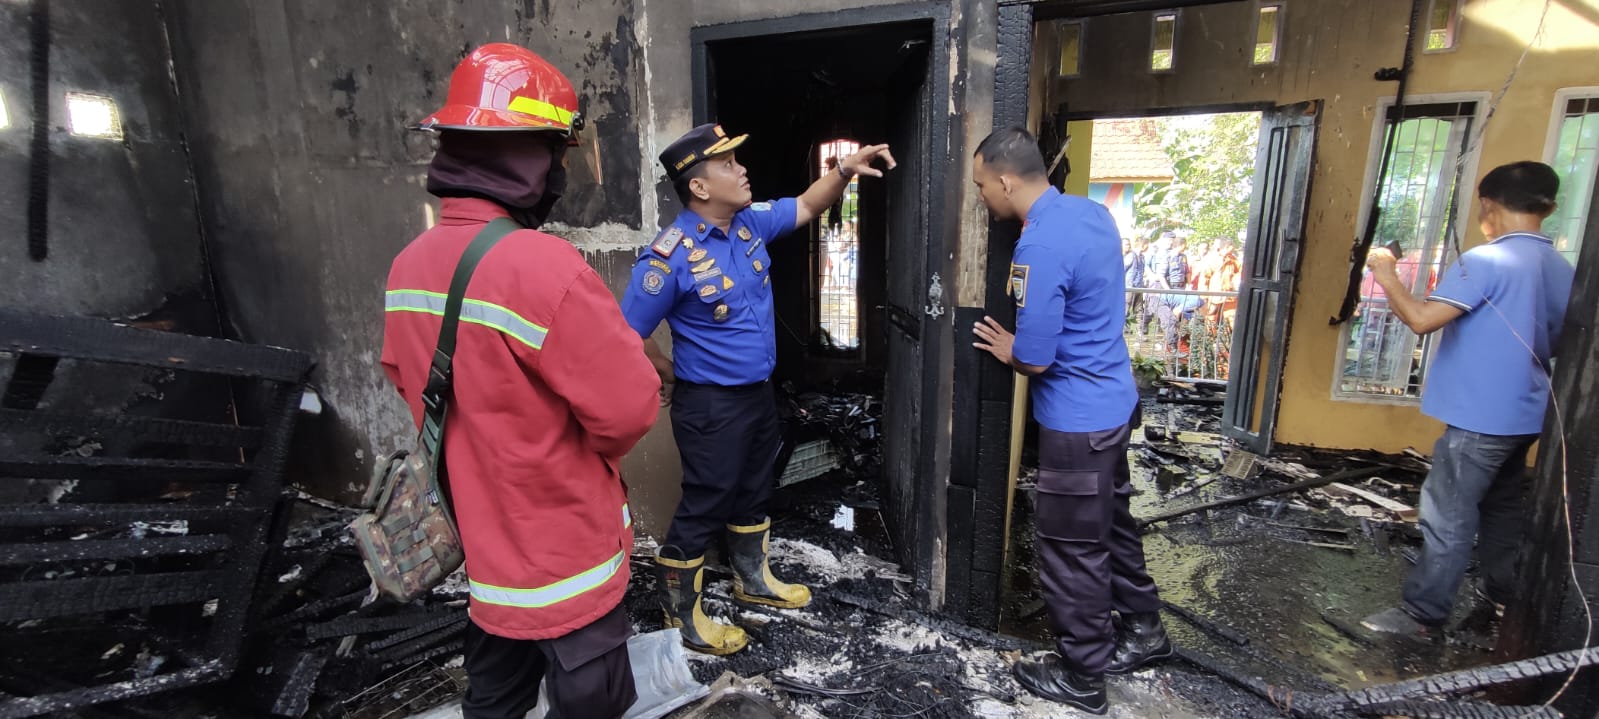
420, 217, 520, 464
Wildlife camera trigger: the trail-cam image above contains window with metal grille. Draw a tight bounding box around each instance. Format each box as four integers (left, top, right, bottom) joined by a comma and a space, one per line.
1543, 93, 1599, 265
1336, 100, 1480, 402
817, 139, 861, 351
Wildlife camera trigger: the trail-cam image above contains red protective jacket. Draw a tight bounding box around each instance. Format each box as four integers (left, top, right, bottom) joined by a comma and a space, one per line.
381, 197, 660, 640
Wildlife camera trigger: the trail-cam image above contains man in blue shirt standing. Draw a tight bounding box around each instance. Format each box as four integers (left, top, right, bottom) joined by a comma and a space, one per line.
620, 124, 894, 656
1362, 161, 1574, 635
971, 128, 1166, 715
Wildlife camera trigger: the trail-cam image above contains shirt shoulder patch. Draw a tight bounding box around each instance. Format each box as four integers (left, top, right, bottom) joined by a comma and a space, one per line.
1010, 264, 1029, 307
749, 201, 772, 212
651, 226, 685, 258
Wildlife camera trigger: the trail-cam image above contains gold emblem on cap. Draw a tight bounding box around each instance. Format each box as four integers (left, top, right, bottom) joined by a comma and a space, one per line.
696, 223, 707, 233
737, 227, 752, 241
714, 304, 730, 321
699, 284, 717, 298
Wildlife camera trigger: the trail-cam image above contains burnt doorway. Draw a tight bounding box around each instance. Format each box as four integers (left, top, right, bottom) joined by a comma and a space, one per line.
692, 5, 949, 589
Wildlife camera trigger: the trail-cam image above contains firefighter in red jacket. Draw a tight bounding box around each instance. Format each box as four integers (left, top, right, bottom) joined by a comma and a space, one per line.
380, 44, 660, 719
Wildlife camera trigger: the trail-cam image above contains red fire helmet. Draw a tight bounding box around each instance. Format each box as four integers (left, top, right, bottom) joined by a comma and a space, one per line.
417, 43, 583, 140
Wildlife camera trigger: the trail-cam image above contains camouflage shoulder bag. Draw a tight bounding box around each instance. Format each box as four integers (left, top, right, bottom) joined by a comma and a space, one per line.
351, 217, 519, 602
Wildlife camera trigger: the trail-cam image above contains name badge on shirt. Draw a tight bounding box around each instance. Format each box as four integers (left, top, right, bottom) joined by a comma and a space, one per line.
693, 266, 724, 283
1010, 264, 1029, 307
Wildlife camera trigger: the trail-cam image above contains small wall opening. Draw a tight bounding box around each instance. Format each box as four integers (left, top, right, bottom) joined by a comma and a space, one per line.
65, 92, 122, 140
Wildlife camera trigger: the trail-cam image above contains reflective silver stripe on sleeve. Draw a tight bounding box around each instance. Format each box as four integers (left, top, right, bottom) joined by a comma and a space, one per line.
386, 290, 549, 350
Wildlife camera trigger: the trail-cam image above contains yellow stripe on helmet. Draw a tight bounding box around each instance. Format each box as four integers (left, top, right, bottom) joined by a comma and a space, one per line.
507, 96, 575, 127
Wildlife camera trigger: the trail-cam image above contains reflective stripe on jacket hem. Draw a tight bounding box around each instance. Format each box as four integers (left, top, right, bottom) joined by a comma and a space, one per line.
385, 289, 549, 350
470, 549, 626, 608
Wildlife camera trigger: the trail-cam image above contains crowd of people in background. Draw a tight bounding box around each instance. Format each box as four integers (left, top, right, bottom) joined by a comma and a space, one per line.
1123, 230, 1243, 377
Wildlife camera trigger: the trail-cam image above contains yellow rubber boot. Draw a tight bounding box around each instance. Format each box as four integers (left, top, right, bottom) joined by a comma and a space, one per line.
655, 546, 748, 655
727, 519, 813, 609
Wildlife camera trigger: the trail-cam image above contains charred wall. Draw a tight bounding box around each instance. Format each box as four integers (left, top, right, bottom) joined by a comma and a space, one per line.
0, 0, 212, 328
162, 0, 648, 503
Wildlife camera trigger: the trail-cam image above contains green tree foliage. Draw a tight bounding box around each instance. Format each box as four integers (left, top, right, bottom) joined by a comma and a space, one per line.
1133, 113, 1261, 247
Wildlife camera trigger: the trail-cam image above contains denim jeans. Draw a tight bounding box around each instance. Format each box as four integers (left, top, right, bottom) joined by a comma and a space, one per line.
1402, 426, 1537, 624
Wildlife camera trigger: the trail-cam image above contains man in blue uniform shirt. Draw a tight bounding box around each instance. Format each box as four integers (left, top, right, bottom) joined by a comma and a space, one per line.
970, 128, 1166, 715
1361, 161, 1573, 636
620, 124, 894, 656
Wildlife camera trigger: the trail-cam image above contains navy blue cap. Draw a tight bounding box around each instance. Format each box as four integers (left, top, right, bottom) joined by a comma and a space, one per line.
660, 123, 749, 181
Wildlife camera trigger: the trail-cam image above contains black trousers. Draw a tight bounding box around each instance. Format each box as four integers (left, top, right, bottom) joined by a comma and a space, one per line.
461, 603, 636, 719
1034, 423, 1162, 675
665, 380, 781, 557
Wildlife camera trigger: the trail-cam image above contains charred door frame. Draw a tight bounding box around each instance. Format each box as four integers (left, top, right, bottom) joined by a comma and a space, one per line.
689, 2, 954, 596
943, 1, 1036, 629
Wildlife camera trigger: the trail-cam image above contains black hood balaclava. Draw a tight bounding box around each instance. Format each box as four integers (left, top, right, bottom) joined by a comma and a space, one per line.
426, 130, 568, 229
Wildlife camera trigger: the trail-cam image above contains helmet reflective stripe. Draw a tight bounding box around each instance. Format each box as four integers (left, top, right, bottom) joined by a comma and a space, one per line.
469, 549, 626, 608
385, 289, 549, 350
507, 96, 575, 127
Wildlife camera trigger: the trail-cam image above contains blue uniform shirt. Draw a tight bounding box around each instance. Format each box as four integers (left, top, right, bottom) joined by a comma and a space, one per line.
1422, 231, 1573, 436
620, 198, 798, 385
1010, 188, 1139, 434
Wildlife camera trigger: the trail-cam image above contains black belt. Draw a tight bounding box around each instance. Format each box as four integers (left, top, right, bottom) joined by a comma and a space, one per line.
676, 378, 770, 391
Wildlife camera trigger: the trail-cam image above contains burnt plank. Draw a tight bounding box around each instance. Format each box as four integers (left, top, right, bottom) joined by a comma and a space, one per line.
0, 570, 221, 622
0, 409, 262, 449
0, 457, 250, 482
0, 535, 231, 565
0, 504, 261, 529
1, 310, 311, 383
0, 663, 223, 719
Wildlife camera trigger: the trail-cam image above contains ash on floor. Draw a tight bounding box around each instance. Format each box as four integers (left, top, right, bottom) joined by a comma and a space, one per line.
622, 471, 1277, 718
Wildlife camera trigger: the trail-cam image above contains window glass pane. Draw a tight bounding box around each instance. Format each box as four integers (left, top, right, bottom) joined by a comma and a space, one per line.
1059, 22, 1083, 77
0, 89, 9, 130
1544, 105, 1599, 263
818, 140, 861, 350
1254, 5, 1280, 65
1151, 14, 1176, 71
1339, 105, 1476, 400
1425, 0, 1460, 51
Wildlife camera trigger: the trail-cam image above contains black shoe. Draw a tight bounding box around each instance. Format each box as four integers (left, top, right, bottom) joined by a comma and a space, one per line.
1013, 656, 1107, 715
1106, 611, 1174, 675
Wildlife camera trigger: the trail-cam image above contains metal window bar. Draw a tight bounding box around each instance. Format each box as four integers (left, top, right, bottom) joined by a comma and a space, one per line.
1338, 106, 1475, 399
817, 139, 861, 351
1545, 97, 1599, 264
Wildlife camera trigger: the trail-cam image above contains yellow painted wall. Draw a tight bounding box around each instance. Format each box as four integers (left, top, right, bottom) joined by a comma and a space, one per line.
1037, 0, 1599, 453
1064, 120, 1094, 196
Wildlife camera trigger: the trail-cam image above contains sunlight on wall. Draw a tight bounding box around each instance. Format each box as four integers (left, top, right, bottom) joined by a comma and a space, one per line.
1464, 0, 1599, 51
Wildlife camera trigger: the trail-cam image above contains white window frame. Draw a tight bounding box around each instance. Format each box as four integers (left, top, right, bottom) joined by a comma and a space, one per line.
1422, 0, 1466, 54
1541, 86, 1599, 263
1331, 91, 1489, 406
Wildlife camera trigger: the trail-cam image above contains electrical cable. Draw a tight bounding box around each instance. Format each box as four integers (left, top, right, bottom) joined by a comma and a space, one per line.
1420, 1, 1588, 712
